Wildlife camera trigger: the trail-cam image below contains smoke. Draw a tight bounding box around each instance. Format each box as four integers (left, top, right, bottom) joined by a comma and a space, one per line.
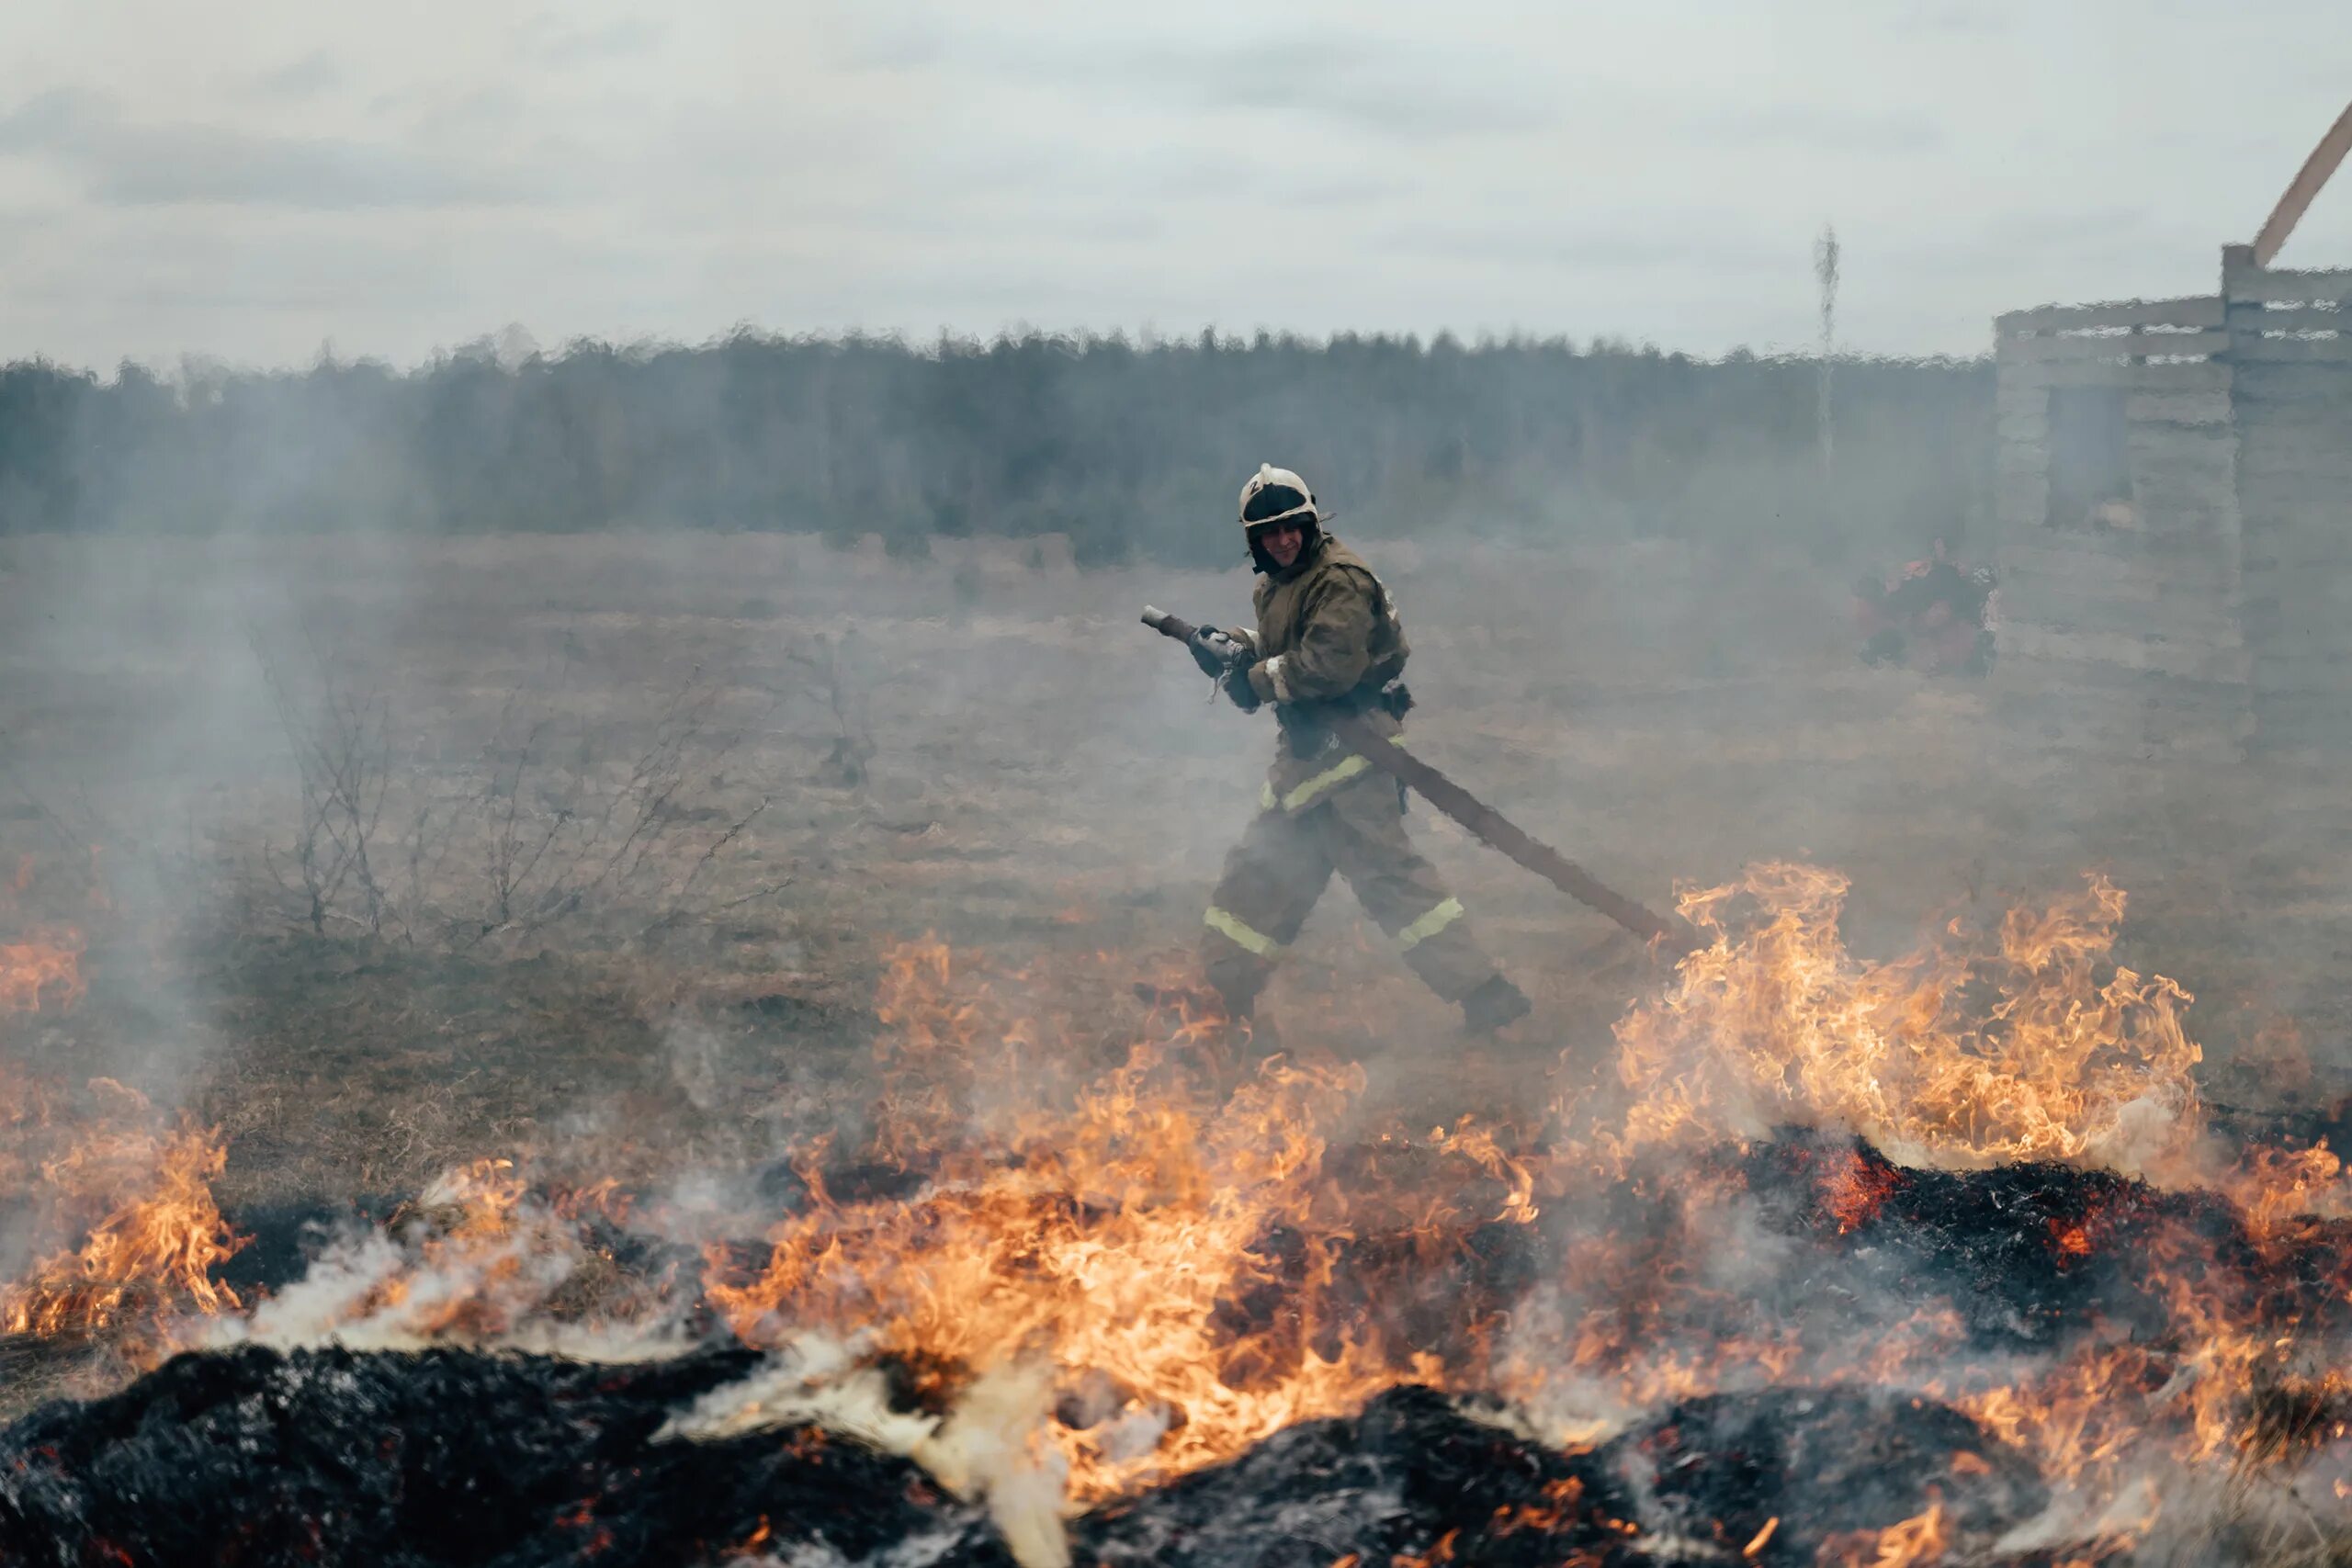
0, 259, 2326, 1568
663, 1338, 1073, 1568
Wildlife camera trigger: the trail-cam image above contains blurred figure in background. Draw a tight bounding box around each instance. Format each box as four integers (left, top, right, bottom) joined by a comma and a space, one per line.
1854, 539, 1996, 676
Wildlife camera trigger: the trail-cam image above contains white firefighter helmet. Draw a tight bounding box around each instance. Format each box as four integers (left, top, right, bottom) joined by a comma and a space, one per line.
1238, 463, 1319, 534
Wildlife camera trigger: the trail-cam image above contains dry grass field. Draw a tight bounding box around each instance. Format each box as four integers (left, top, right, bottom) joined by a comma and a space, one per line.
0, 526, 2342, 1225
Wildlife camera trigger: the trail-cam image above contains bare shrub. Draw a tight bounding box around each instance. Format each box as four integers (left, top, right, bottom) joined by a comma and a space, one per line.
789, 629, 875, 788
252, 624, 395, 939
248, 625, 790, 954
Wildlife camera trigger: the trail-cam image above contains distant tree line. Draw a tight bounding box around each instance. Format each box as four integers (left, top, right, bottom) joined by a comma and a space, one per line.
0, 331, 1992, 567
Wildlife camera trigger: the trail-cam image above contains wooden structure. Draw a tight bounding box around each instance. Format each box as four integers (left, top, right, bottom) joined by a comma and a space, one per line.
1991, 105, 2352, 757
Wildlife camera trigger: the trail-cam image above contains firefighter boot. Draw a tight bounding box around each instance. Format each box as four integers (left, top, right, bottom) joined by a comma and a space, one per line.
1460, 974, 1531, 1035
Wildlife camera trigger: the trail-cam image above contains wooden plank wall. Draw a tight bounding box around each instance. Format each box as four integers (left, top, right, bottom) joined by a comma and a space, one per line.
2223, 258, 2352, 753
1989, 296, 2250, 758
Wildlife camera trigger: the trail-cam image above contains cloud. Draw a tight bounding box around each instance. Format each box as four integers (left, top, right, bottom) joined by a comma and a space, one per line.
0, 91, 541, 209
1982, 205, 2167, 246
1156, 35, 1555, 137
514, 12, 667, 67
1684, 102, 1944, 154
1284, 175, 1410, 210
248, 50, 346, 101
1897, 3, 2014, 35
1874, 205, 2189, 290
4, 0, 2344, 367
828, 14, 1555, 140
1374, 215, 1783, 275
830, 17, 945, 73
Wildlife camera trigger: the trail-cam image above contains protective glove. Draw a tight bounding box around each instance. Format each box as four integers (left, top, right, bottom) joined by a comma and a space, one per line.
1220, 661, 1262, 713
1189, 627, 1237, 679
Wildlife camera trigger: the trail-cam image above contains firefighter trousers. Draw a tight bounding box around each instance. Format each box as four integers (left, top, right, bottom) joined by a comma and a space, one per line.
1201, 773, 1498, 1016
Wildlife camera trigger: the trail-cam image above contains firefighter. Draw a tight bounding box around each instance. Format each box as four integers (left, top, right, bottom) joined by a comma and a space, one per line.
1192, 464, 1532, 1034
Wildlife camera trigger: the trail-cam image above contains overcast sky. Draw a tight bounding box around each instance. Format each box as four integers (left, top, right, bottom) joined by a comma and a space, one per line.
2, 0, 2347, 370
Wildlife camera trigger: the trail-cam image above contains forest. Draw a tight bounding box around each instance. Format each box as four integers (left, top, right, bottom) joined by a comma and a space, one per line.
0, 331, 1992, 566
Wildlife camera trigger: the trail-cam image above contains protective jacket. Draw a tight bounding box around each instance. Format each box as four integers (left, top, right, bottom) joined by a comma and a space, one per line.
1229, 533, 1411, 813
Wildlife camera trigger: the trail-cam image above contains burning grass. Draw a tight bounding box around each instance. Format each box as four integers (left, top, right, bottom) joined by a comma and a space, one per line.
1603, 864, 2204, 1175
6, 867, 2352, 1563
0, 931, 83, 1016
0, 919, 242, 1351
0, 1091, 243, 1341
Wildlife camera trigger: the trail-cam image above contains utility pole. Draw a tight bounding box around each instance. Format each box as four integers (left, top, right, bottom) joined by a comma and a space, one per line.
1814, 223, 1840, 482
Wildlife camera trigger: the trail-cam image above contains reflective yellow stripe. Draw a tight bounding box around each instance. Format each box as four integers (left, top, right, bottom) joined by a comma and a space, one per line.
1260, 782, 1278, 811
1396, 897, 1465, 951
1204, 906, 1283, 958
1276, 732, 1408, 813
1282, 753, 1371, 810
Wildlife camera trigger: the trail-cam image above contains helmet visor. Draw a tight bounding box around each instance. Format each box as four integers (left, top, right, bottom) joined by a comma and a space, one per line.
1241, 482, 1313, 526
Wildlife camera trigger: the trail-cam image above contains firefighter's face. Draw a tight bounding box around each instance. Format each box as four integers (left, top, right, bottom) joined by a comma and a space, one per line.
1259, 521, 1306, 568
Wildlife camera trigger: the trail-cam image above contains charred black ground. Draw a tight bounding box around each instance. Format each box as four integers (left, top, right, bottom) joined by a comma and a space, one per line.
0, 1344, 2059, 1568
6, 1125, 2337, 1566
0, 1344, 1004, 1568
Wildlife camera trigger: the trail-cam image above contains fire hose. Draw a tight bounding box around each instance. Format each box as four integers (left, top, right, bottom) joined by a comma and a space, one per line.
1141, 606, 1701, 956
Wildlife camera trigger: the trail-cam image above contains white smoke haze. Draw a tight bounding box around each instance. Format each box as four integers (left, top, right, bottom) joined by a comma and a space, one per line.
663, 1341, 1072, 1568
3, 8, 2352, 1568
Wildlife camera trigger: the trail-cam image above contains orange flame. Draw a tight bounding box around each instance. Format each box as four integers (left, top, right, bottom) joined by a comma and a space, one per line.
1820, 1501, 1949, 1567
1600, 865, 2201, 1174
702, 940, 1533, 1508
2, 1081, 243, 1340
2, 864, 2338, 1563
0, 929, 85, 1015
1820, 1145, 1904, 1234
333, 1156, 558, 1341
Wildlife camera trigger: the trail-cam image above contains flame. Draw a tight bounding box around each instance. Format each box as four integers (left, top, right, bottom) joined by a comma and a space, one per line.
1433, 1117, 1539, 1224
1819, 1144, 1904, 1234
0, 1055, 50, 1130
8, 864, 2350, 1561
550, 1497, 612, 1557
0, 849, 100, 1015
280, 1156, 603, 1344
2, 1080, 243, 1340
2224, 1140, 2352, 1231
1600, 865, 2199, 1175
1820, 1501, 1949, 1567
1389, 1529, 1459, 1565
0, 929, 85, 1015
867, 939, 985, 1161
1530, 863, 2352, 1550
1484, 1475, 1591, 1539
703, 940, 1529, 1508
